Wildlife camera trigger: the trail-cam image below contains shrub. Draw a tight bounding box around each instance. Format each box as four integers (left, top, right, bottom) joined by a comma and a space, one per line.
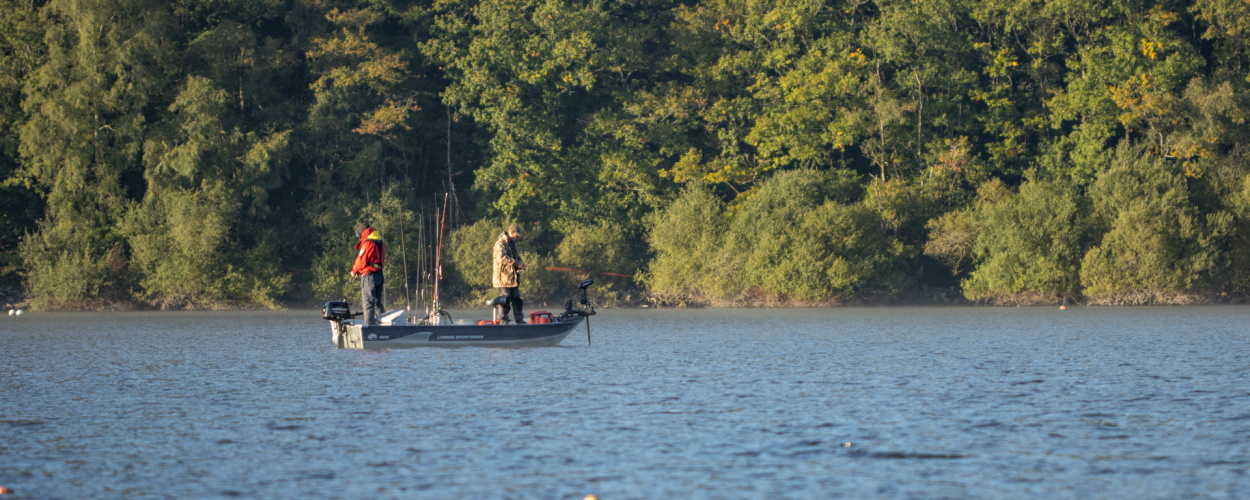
1223, 166, 1250, 294
924, 209, 976, 277
922, 172, 1010, 279
788, 201, 900, 300
122, 186, 232, 308
552, 221, 637, 305
645, 169, 895, 304
446, 218, 503, 302
723, 168, 899, 302
18, 213, 131, 310
724, 169, 843, 299
309, 236, 358, 303
1080, 145, 1231, 304
962, 177, 1091, 304
121, 185, 289, 309
641, 185, 726, 305
21, 247, 118, 310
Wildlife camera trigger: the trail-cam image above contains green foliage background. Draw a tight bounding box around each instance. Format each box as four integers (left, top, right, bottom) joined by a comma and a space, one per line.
4, 0, 1250, 309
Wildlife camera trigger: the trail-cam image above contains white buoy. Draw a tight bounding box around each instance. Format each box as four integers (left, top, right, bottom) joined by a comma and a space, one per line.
13, 309, 22, 316
6, 309, 12, 316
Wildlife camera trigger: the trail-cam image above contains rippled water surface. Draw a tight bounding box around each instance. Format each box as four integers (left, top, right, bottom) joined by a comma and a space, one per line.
2, 306, 1249, 499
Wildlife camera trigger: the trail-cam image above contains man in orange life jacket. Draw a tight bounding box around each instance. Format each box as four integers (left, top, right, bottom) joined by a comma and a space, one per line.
351, 223, 386, 325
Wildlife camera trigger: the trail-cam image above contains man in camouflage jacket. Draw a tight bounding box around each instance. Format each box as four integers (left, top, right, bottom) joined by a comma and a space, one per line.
492, 224, 527, 323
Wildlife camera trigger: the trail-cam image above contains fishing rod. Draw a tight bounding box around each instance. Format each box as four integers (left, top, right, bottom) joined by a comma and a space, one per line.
418, 206, 430, 320
417, 208, 427, 315
545, 267, 635, 279
433, 193, 447, 315
421, 192, 452, 325
400, 210, 411, 317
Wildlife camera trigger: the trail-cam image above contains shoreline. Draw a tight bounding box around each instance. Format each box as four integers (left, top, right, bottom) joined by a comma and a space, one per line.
13, 292, 1250, 313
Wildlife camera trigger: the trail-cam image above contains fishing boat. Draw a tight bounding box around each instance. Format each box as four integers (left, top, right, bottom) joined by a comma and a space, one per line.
323, 193, 598, 349
322, 280, 595, 348
323, 279, 596, 349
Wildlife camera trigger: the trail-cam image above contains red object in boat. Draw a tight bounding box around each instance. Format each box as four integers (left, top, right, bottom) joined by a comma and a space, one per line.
530, 311, 553, 324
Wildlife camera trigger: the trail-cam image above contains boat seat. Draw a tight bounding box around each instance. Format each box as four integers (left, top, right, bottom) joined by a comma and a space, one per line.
486, 295, 509, 323
379, 309, 406, 325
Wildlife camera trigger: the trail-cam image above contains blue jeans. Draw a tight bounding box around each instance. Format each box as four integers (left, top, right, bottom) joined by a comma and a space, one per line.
361, 272, 385, 324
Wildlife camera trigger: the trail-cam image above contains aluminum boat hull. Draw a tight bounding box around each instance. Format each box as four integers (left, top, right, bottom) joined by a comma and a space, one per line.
331, 317, 585, 348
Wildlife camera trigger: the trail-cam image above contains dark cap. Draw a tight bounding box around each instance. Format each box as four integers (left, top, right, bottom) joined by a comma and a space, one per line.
354, 223, 371, 237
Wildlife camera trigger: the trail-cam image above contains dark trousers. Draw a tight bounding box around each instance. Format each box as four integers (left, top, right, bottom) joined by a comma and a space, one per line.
361, 271, 385, 324
497, 287, 523, 322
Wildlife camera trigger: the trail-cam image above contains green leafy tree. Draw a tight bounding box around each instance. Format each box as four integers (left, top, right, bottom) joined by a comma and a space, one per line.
125, 75, 292, 308
963, 0, 1067, 176
1081, 143, 1232, 303
662, 0, 873, 186
720, 168, 869, 302
0, 0, 45, 294
1192, 0, 1250, 86
962, 176, 1091, 304
552, 221, 638, 303
424, 0, 664, 224
1041, 2, 1203, 186
641, 185, 727, 306
861, 0, 982, 181
302, 3, 449, 306
18, 0, 176, 309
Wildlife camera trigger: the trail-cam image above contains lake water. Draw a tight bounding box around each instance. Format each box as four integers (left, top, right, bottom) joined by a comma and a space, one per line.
1, 306, 1248, 499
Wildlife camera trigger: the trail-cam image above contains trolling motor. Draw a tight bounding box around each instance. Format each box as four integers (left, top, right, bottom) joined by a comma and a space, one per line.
560, 279, 597, 318
565, 279, 597, 346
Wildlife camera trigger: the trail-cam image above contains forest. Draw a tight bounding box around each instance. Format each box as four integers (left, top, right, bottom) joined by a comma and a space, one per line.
4, 0, 1250, 310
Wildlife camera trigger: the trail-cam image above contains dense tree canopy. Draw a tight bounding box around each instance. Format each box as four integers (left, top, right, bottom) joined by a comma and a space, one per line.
3, 0, 1250, 309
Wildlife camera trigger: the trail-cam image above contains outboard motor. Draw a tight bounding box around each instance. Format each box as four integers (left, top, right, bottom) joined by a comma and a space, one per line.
322, 301, 357, 348
322, 301, 353, 321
